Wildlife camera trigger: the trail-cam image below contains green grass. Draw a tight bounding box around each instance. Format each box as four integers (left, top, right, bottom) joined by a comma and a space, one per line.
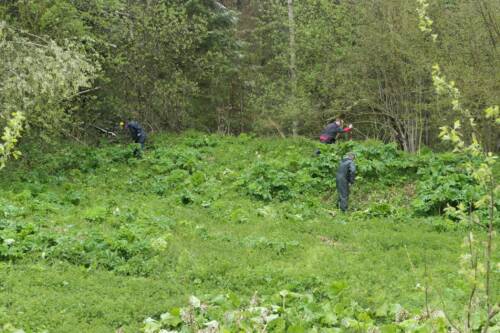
0, 133, 497, 332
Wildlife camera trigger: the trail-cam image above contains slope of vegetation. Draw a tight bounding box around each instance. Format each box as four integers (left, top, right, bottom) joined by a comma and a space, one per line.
0, 134, 498, 332
1, 0, 498, 332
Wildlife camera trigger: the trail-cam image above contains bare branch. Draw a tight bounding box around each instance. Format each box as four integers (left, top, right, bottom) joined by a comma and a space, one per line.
92, 125, 117, 137
65, 86, 101, 100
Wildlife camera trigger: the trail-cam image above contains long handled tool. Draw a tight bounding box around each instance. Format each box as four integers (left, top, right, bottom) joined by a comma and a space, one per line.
92, 125, 117, 137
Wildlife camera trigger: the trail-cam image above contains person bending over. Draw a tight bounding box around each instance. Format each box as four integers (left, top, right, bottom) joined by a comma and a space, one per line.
120, 120, 147, 156
319, 118, 352, 144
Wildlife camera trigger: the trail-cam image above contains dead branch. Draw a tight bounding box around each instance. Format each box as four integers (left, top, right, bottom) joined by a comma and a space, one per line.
92, 125, 117, 137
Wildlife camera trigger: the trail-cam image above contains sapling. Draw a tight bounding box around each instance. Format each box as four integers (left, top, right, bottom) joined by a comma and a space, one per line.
417, 0, 499, 331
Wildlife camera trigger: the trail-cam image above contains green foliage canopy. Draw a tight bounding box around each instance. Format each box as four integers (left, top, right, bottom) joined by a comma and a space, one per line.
0, 21, 97, 168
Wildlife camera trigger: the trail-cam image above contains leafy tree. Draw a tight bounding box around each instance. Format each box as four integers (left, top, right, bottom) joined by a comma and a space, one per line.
1, 0, 499, 151
0, 21, 96, 168
417, 1, 499, 330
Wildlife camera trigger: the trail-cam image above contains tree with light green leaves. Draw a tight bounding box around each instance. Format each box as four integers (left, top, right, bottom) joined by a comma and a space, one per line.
417, 1, 499, 330
0, 21, 97, 169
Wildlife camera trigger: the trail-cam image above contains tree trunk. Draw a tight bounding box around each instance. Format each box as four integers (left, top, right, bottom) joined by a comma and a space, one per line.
287, 0, 297, 89
287, 0, 298, 136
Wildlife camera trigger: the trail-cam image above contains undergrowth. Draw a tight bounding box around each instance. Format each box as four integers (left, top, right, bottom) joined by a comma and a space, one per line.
0, 133, 498, 332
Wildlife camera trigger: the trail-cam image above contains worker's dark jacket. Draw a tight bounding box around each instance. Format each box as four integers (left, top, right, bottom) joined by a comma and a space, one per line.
336, 157, 356, 184
320, 123, 344, 144
336, 157, 356, 211
126, 121, 146, 145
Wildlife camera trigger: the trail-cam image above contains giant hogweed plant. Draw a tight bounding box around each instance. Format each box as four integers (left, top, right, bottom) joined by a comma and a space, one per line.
417, 0, 499, 331
143, 289, 450, 333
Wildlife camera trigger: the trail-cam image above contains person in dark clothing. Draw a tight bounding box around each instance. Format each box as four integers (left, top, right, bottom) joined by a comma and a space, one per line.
336, 152, 356, 212
320, 119, 352, 144
315, 118, 353, 155
121, 120, 147, 156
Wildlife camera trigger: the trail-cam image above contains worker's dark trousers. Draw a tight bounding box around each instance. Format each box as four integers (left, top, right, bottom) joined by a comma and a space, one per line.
137, 134, 146, 149
336, 177, 350, 212
134, 136, 146, 157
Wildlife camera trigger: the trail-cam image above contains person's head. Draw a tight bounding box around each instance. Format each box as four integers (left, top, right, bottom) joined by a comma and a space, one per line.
119, 121, 126, 129
346, 152, 356, 160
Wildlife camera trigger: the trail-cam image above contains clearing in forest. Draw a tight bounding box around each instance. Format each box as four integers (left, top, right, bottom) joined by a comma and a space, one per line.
0, 134, 498, 332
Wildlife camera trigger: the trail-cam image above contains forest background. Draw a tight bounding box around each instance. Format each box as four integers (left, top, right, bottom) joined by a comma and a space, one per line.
1, 0, 499, 155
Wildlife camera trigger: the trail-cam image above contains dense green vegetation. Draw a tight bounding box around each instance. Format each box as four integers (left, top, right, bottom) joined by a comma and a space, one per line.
0, 0, 498, 332
0, 134, 498, 332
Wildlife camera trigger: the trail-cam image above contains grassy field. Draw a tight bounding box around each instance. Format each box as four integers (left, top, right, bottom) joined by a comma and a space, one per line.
0, 133, 497, 332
